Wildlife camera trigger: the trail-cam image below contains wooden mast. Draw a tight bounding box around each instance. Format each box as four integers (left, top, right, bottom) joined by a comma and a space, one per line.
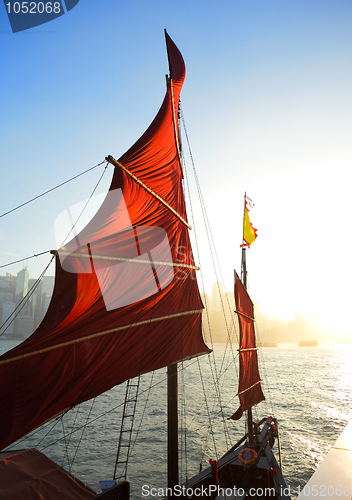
165, 28, 179, 494
241, 193, 254, 443
167, 364, 178, 492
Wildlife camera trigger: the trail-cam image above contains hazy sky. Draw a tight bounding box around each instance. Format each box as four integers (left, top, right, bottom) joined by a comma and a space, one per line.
1, 1, 352, 335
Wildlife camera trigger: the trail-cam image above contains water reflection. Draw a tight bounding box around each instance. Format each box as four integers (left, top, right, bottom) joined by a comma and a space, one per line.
1, 340, 352, 499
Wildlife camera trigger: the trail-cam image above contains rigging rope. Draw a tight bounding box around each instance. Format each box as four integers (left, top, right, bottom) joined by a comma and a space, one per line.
0, 160, 107, 219
180, 116, 222, 460
29, 412, 62, 448
2, 357, 215, 465
0, 163, 109, 338
31, 359, 189, 446
180, 104, 239, 354
0, 250, 54, 269
180, 103, 237, 455
111, 288, 168, 479
61, 414, 70, 468
253, 324, 275, 418
61, 408, 79, 469
68, 398, 97, 473
58, 163, 109, 249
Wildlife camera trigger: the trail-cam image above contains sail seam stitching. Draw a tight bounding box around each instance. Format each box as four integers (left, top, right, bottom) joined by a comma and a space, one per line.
0, 310, 203, 366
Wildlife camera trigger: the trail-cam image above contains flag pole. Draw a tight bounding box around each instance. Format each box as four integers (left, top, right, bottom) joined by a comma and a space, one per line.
241, 192, 253, 443
241, 193, 247, 288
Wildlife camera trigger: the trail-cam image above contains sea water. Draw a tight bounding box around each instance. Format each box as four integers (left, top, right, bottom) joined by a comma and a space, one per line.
1, 340, 352, 499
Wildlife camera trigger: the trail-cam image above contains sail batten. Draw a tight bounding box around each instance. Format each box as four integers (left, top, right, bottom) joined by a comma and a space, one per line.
237, 380, 263, 396
235, 310, 255, 321
106, 155, 191, 229
0, 32, 210, 451
58, 251, 200, 269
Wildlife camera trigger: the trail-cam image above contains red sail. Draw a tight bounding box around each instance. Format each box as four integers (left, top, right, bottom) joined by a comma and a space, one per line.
230, 271, 264, 420
0, 33, 210, 450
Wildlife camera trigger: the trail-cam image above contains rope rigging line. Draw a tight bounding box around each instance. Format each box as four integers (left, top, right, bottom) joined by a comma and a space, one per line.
44, 183, 157, 463
181, 113, 274, 435
181, 135, 224, 457
4, 141, 228, 462
0, 160, 107, 219
3, 356, 210, 461
0, 163, 109, 341
59, 407, 80, 469
180, 106, 238, 363
35, 370, 169, 453
110, 287, 162, 481
180, 104, 239, 356
68, 398, 97, 473
253, 323, 275, 418
58, 162, 109, 250
180, 103, 245, 453
32, 357, 198, 452
180, 104, 236, 452
0, 250, 55, 269
195, 355, 219, 460
119, 291, 166, 479
26, 412, 63, 449
61, 414, 70, 468
171, 115, 233, 456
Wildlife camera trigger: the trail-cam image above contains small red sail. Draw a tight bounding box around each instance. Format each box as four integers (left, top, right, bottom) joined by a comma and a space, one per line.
230, 271, 264, 420
0, 32, 210, 450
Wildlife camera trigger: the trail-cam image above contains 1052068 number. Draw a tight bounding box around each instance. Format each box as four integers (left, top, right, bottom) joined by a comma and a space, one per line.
5, 2, 62, 14
296, 484, 351, 497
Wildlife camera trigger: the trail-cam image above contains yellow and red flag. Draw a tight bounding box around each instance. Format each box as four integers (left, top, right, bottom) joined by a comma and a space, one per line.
241, 196, 257, 247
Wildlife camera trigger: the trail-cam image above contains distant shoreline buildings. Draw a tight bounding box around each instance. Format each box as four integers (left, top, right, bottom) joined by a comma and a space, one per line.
0, 274, 345, 343
0, 269, 54, 339
201, 282, 344, 344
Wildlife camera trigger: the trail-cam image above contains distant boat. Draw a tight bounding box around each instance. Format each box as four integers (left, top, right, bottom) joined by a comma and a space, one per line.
299, 340, 318, 347
258, 341, 277, 348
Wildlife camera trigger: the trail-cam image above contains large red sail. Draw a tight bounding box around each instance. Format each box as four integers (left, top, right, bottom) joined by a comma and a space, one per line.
230, 271, 264, 420
0, 32, 210, 450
